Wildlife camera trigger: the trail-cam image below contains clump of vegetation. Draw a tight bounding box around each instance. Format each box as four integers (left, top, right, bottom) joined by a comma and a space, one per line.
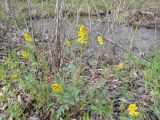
0, 27, 109, 119
0, 0, 160, 119
0, 6, 8, 22
1, 22, 159, 119
0, 25, 143, 119
145, 50, 160, 118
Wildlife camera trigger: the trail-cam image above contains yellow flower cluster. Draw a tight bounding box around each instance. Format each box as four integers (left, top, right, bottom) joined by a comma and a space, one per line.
51, 83, 63, 93
97, 36, 104, 45
66, 39, 71, 46
128, 104, 140, 117
21, 33, 32, 59
24, 33, 32, 42
21, 51, 28, 58
117, 63, 125, 69
12, 75, 19, 82
78, 25, 87, 45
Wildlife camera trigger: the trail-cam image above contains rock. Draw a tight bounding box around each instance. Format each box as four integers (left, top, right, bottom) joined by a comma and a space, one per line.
29, 116, 40, 120
137, 87, 145, 94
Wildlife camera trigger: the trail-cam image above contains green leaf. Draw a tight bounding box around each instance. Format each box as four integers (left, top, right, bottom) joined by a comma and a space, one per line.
0, 114, 6, 120
11, 50, 19, 61
25, 42, 36, 52
2, 83, 11, 93
120, 116, 130, 120
7, 103, 22, 119
0, 66, 6, 81
56, 108, 65, 119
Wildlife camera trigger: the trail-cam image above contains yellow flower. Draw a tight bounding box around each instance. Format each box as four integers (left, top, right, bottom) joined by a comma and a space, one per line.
128, 104, 140, 117
21, 51, 28, 58
97, 36, 104, 45
78, 25, 87, 45
117, 63, 125, 69
24, 33, 32, 42
12, 75, 19, 82
66, 39, 71, 46
51, 83, 63, 93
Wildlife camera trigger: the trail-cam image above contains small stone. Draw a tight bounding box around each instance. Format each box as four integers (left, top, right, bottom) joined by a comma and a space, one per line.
29, 116, 40, 120
137, 87, 145, 94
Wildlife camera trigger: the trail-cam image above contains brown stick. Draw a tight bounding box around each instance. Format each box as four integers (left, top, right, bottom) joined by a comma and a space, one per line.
53, 0, 62, 72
